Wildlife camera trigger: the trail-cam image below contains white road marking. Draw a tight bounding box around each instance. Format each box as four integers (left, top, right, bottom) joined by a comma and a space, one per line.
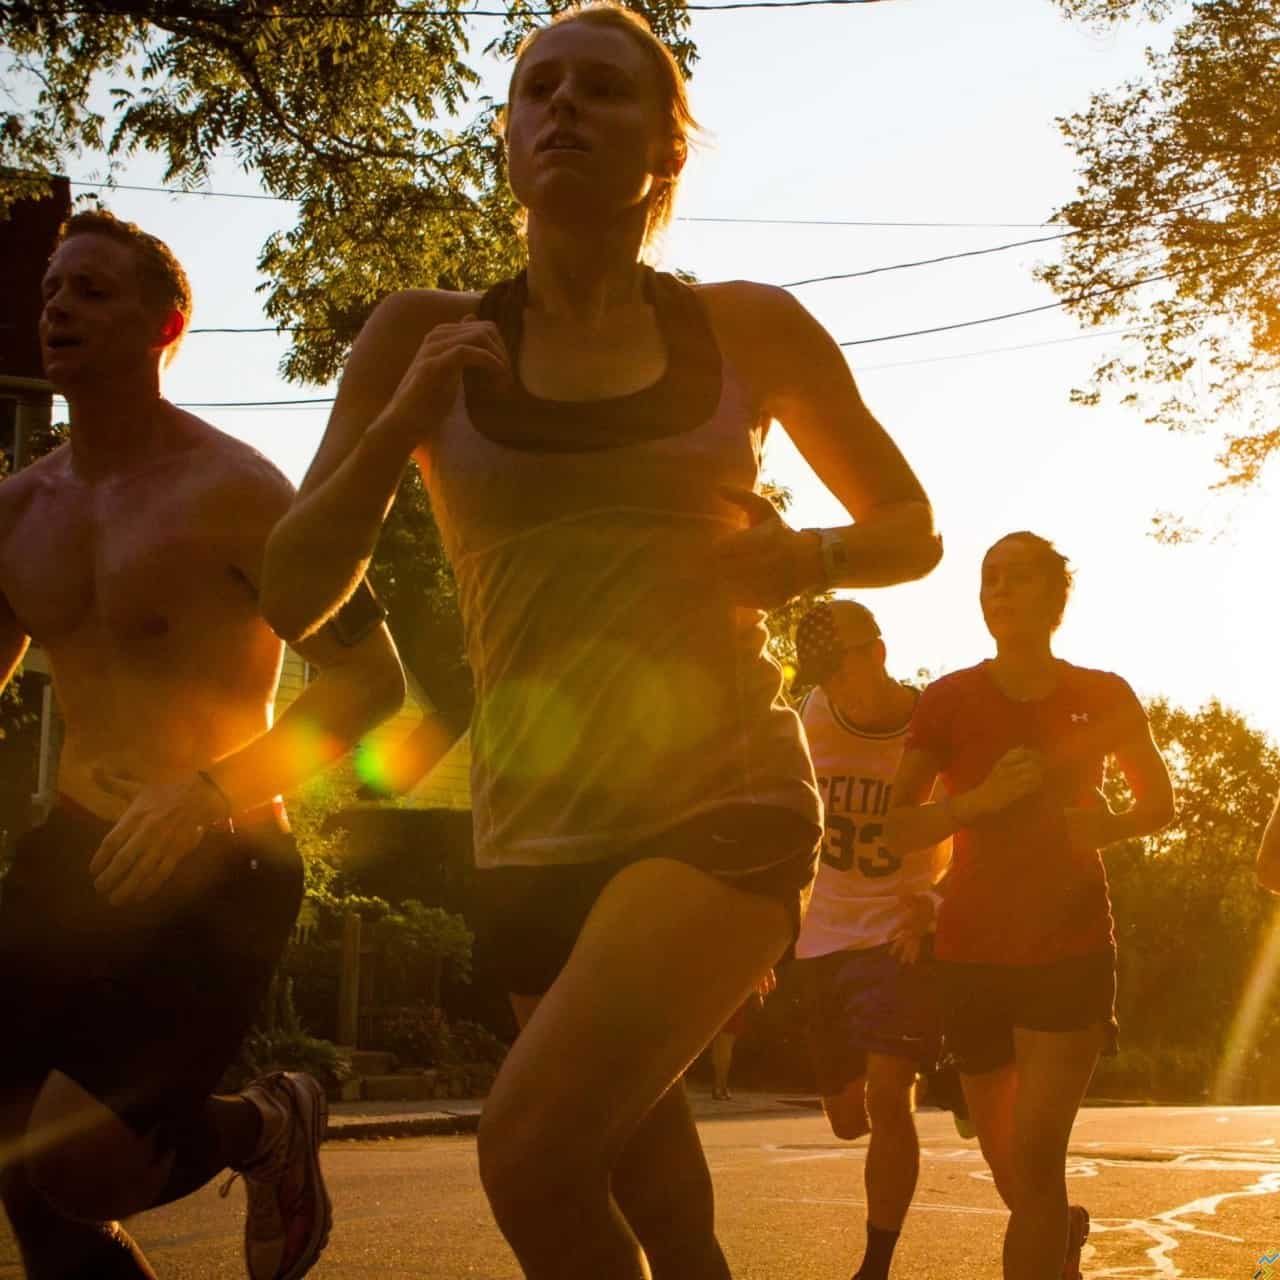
765, 1195, 1006, 1218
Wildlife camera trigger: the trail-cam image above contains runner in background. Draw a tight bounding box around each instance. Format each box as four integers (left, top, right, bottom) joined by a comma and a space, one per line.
791, 600, 952, 1280
709, 971, 774, 1102
887, 532, 1175, 1280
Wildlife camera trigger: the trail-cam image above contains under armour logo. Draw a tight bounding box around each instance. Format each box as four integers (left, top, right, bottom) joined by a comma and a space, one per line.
1070, 712, 1089, 724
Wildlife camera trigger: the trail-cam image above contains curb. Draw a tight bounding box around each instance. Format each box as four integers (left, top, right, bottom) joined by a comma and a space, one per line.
329, 1111, 482, 1141
326, 1095, 812, 1141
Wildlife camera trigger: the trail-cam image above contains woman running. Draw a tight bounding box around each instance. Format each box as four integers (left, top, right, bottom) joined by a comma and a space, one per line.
261, 6, 940, 1276
887, 532, 1174, 1280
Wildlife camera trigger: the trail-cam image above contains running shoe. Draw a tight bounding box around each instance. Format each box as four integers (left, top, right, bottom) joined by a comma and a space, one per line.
1062, 1203, 1090, 1280
221, 1071, 333, 1280
922, 1059, 976, 1139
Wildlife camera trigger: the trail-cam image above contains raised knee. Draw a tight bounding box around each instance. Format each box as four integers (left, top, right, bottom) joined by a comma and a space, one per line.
24, 1133, 163, 1223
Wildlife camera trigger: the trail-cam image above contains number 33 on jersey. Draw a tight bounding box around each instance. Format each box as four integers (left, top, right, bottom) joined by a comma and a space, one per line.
794, 685, 952, 960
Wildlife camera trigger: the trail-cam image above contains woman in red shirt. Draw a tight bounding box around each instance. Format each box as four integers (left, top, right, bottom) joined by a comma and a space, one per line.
888, 532, 1174, 1280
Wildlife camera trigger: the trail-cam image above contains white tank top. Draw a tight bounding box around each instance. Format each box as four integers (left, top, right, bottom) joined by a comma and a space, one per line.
425, 278, 821, 869
795, 686, 951, 958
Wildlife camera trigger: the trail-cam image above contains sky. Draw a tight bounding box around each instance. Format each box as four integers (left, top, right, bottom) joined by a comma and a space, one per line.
34, 0, 1280, 743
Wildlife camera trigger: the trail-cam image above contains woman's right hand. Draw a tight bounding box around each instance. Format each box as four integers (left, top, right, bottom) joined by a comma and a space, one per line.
381, 315, 511, 443
966, 747, 1045, 818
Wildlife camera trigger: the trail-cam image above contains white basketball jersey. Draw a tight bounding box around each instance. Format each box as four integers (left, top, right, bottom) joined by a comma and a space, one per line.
795, 685, 951, 959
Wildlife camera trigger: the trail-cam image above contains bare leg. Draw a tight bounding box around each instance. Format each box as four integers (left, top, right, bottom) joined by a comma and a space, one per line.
22, 1071, 264, 1222
1, 1094, 157, 1280
862, 1053, 920, 1232
1001, 1027, 1101, 1280
479, 857, 791, 1280
960, 1063, 1019, 1211
508, 994, 729, 1280
710, 1033, 736, 1099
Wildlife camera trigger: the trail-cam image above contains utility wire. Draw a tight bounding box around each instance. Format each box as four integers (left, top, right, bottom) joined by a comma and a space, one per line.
95, 325, 1153, 408
36, 0, 901, 17
37, 177, 1050, 229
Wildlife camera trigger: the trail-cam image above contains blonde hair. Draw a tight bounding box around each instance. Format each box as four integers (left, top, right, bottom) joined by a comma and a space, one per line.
505, 2, 700, 254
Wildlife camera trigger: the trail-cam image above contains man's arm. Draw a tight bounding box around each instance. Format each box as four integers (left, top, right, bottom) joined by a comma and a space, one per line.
199, 621, 407, 816
91, 616, 406, 905
356, 708, 462, 799
1258, 793, 1280, 894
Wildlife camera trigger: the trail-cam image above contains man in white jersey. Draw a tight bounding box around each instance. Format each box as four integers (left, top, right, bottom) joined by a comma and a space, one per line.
792, 600, 951, 1280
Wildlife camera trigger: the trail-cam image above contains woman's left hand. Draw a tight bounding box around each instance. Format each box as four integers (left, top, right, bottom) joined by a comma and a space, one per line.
715, 488, 823, 609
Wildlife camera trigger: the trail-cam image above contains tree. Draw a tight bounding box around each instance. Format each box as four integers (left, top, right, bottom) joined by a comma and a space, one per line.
1101, 696, 1280, 1097
3, 0, 697, 707
1045, 0, 1280, 498
367, 464, 473, 724
2, 0, 695, 385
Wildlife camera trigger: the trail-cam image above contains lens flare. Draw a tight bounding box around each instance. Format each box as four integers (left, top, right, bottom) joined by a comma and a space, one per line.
1214, 905, 1280, 1102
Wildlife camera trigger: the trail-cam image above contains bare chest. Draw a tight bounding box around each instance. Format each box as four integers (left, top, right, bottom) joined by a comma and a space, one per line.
0, 474, 247, 647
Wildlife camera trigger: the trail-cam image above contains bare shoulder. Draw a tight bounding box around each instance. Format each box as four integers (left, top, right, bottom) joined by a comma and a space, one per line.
357, 288, 484, 364
0, 443, 72, 532
692, 280, 839, 408
174, 409, 295, 516
695, 280, 815, 340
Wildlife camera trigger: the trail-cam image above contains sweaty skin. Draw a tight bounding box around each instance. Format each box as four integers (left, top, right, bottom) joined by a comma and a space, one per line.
0, 230, 405, 906
0, 420, 297, 814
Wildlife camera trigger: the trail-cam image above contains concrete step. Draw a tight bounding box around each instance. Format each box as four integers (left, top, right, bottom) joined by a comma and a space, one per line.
348, 1050, 397, 1076
361, 1072, 439, 1102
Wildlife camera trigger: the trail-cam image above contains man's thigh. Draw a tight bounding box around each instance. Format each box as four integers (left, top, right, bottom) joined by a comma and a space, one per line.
0, 808, 302, 1141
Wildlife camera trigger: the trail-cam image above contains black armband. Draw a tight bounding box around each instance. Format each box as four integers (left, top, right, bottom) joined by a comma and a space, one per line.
326, 578, 388, 647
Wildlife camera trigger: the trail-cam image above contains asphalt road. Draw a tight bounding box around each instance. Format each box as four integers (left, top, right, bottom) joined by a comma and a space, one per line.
2, 1104, 1278, 1278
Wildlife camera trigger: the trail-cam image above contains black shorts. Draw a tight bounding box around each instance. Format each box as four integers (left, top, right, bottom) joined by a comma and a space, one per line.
476, 804, 822, 997
795, 939, 942, 1096
0, 800, 303, 1138
935, 948, 1118, 1076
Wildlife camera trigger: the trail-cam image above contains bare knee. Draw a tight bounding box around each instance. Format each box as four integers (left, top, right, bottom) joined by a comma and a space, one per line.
477, 1102, 606, 1236
23, 1080, 169, 1222
1009, 1137, 1068, 1207
865, 1075, 916, 1132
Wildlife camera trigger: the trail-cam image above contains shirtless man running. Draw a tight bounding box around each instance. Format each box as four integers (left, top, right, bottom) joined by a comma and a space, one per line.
0, 209, 404, 1279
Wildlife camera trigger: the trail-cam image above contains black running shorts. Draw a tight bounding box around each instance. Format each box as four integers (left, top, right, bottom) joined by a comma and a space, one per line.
935, 948, 1118, 1076
0, 800, 303, 1137
475, 804, 822, 997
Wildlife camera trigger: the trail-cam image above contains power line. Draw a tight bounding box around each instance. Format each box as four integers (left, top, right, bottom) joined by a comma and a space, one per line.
90, 327, 1152, 410
41, 0, 901, 17
46, 177, 1049, 229
75, 319, 1192, 412
682, 215, 1047, 230
839, 239, 1267, 347
856, 324, 1149, 372
780, 230, 1074, 288
64, 178, 294, 203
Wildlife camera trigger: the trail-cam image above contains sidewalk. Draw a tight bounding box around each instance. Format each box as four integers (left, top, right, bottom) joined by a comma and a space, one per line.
328, 1088, 824, 1141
